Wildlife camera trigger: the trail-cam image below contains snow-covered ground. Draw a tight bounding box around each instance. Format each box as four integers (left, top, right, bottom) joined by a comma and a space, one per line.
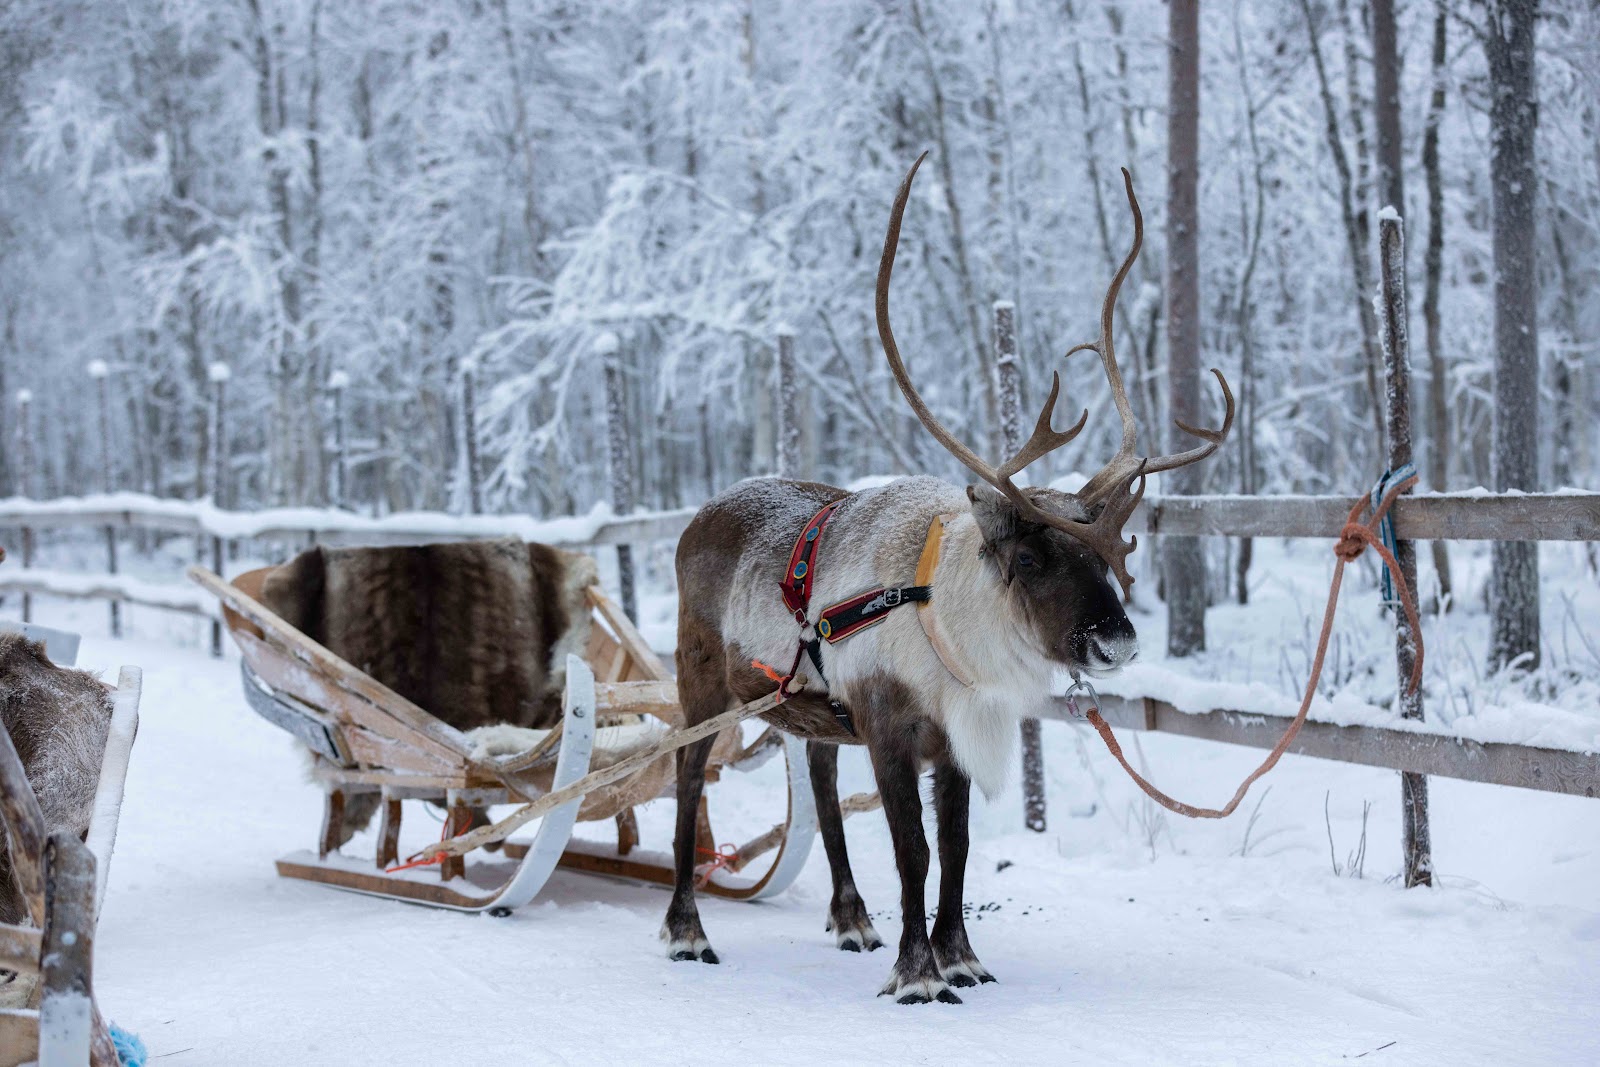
9, 580, 1596, 1065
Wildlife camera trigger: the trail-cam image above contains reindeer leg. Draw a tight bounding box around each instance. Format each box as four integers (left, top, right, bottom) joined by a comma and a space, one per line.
864, 686, 958, 1004
930, 759, 994, 986
662, 617, 726, 964
662, 734, 718, 963
807, 740, 881, 952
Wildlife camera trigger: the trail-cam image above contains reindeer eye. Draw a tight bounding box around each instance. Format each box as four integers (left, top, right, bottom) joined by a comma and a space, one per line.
1016, 550, 1036, 568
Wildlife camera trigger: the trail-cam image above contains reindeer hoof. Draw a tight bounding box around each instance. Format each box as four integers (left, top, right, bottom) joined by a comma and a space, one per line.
879, 971, 960, 1005
668, 940, 720, 966
827, 899, 883, 953
662, 927, 719, 964
833, 922, 884, 954
938, 958, 996, 987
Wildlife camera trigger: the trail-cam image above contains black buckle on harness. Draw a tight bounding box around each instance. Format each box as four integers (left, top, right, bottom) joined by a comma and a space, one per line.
829, 700, 854, 735
883, 587, 902, 607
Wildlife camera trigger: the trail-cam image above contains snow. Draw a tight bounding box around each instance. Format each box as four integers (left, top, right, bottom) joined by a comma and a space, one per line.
5, 522, 1598, 1062
15, 388, 31, 405
592, 331, 620, 356
47, 618, 1597, 1065
1377, 204, 1402, 222
325, 370, 349, 391
207, 362, 232, 384
0, 491, 697, 547
0, 567, 217, 616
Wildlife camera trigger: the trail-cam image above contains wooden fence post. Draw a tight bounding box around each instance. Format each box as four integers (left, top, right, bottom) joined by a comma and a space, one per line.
775, 329, 801, 479
598, 333, 637, 623
1378, 209, 1433, 888
207, 362, 231, 658
458, 359, 483, 515
326, 370, 349, 511
15, 388, 34, 623
88, 360, 120, 638
994, 302, 1048, 833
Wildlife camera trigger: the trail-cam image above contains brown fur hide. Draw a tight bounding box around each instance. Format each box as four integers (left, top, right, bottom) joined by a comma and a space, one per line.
0, 635, 112, 928
260, 538, 596, 732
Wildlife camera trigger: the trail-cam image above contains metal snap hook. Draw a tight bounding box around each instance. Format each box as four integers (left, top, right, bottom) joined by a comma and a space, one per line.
1064, 672, 1099, 719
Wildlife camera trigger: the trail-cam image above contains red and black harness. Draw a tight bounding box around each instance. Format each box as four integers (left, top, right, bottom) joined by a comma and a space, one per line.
758, 500, 932, 735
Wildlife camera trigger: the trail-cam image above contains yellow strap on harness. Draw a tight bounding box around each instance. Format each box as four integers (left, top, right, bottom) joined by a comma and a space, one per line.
915, 514, 975, 689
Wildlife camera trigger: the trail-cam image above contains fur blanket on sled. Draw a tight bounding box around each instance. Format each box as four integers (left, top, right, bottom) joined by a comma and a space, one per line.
0, 634, 113, 932
259, 538, 597, 732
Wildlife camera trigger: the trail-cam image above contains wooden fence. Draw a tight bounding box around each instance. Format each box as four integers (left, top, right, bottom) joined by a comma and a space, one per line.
3, 489, 1598, 807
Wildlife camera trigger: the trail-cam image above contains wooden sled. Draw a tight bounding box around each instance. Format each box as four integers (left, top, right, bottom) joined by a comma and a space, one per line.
189, 564, 818, 914
0, 664, 141, 1067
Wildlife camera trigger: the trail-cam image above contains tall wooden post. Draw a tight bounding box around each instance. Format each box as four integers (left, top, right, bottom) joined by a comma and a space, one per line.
458, 359, 483, 515
598, 333, 637, 623
775, 330, 801, 479
1378, 210, 1433, 888
207, 363, 231, 658
15, 389, 34, 623
994, 302, 1048, 832
89, 360, 120, 638
327, 370, 349, 511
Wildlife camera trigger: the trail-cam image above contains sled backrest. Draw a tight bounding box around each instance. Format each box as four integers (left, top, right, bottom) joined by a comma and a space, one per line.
212, 567, 479, 778
207, 551, 680, 778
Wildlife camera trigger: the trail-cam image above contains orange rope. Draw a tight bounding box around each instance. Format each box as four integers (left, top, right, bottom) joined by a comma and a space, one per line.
751, 659, 786, 684
387, 806, 471, 874
1084, 476, 1423, 820
693, 843, 739, 887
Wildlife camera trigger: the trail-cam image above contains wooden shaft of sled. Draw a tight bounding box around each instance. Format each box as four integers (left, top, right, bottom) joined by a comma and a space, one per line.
418, 686, 794, 861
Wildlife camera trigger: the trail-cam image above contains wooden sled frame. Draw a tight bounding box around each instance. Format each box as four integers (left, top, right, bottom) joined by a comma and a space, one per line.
189, 564, 818, 913
0, 665, 141, 1067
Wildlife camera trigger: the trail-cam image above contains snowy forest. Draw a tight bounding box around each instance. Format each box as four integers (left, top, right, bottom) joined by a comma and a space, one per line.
2, 3, 1600, 1061
1, 0, 1595, 522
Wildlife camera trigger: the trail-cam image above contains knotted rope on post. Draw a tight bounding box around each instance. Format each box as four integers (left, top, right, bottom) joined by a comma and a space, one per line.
1081, 474, 1424, 820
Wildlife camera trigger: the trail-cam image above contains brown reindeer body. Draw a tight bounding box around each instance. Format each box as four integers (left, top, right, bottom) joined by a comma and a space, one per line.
0, 635, 113, 931
664, 154, 1232, 1004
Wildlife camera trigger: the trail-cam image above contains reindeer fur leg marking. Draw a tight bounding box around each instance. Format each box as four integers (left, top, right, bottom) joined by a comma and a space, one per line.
930, 760, 994, 987
863, 681, 959, 1005
807, 741, 882, 952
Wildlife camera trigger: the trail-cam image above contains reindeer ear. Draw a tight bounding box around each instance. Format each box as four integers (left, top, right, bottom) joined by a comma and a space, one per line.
966, 484, 1020, 577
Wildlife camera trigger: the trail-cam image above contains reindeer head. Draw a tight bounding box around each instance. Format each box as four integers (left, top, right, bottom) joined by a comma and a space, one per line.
876, 153, 1234, 677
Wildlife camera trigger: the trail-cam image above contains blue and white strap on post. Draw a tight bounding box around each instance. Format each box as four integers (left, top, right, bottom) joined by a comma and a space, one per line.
1369, 463, 1416, 606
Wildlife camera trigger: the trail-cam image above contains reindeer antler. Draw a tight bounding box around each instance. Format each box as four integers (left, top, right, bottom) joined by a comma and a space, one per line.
1056, 168, 1236, 592
877, 153, 1088, 506
877, 158, 1234, 595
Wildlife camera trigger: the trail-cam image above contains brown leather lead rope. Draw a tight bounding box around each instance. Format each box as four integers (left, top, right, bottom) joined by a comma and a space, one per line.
1079, 476, 1424, 820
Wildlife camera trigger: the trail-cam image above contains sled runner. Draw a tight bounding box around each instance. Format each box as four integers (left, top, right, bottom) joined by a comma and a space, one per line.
188, 549, 817, 914
0, 658, 141, 1067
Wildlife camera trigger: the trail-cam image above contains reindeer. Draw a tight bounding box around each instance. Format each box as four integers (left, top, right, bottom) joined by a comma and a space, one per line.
665, 154, 1233, 1003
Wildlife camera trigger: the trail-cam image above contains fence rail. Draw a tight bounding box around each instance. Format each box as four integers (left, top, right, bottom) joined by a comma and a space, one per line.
1044, 694, 1598, 799
4, 488, 1598, 806
4, 489, 1597, 549
0, 494, 697, 549
1136, 492, 1600, 541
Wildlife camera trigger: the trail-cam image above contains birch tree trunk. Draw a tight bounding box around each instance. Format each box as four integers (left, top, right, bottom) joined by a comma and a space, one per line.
995, 301, 1046, 832
1164, 0, 1207, 657
1420, 0, 1454, 606
1484, 0, 1542, 672
1299, 0, 1386, 452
